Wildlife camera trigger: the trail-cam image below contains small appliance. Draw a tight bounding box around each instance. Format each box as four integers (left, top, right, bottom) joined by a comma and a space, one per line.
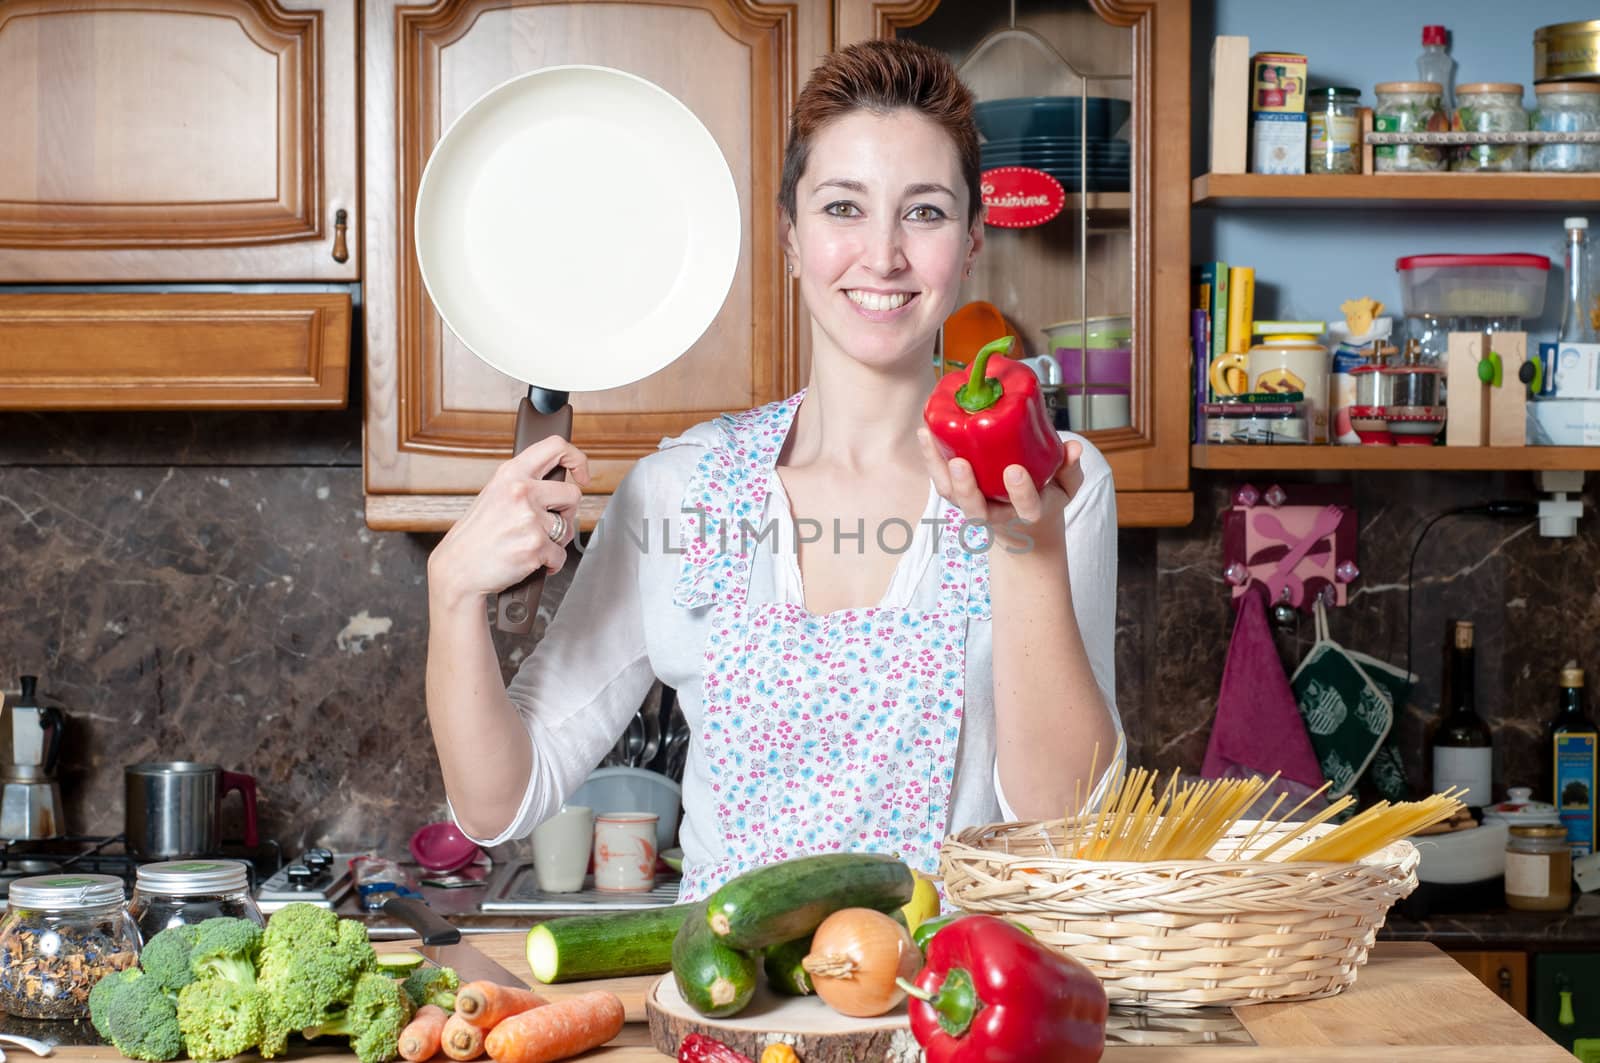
0, 676, 65, 841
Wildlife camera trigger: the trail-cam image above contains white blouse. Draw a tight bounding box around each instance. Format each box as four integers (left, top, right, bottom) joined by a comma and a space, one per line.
453, 412, 1124, 877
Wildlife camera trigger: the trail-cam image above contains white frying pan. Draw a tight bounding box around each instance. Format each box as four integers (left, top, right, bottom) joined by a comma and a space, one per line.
415, 65, 741, 632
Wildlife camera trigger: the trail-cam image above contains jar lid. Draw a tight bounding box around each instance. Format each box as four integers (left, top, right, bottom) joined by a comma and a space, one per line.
8, 874, 126, 910
136, 860, 250, 896
1508, 825, 1568, 839
1485, 793, 1562, 827
1563, 667, 1585, 686
1535, 20, 1600, 40
1458, 82, 1525, 96
1396, 253, 1552, 272
1375, 81, 1443, 94
1313, 85, 1362, 98
1536, 81, 1600, 95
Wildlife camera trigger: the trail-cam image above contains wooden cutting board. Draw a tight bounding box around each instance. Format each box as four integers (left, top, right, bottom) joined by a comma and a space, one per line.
644, 975, 919, 1062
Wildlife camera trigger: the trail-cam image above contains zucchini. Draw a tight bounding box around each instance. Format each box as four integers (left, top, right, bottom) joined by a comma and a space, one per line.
705, 853, 915, 950
762, 935, 814, 996
525, 903, 697, 984
373, 950, 426, 977
672, 902, 758, 1018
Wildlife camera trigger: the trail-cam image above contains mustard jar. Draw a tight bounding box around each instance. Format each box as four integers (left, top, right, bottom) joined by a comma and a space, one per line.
0, 874, 141, 1019
1505, 825, 1573, 911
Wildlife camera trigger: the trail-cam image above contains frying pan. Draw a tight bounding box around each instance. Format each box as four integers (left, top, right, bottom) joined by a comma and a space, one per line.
414, 65, 741, 631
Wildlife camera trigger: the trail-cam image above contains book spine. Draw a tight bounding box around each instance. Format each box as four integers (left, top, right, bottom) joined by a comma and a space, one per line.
1227, 267, 1255, 354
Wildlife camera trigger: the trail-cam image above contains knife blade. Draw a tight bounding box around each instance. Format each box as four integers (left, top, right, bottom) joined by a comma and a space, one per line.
381, 896, 527, 986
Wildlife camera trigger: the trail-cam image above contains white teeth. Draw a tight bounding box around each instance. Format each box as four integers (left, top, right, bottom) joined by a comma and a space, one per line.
846, 290, 911, 311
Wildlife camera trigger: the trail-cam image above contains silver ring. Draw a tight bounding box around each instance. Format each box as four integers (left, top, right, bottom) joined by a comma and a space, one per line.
547, 512, 567, 543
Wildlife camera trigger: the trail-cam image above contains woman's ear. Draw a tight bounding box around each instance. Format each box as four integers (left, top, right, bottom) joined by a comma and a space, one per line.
779, 212, 798, 271
965, 211, 986, 272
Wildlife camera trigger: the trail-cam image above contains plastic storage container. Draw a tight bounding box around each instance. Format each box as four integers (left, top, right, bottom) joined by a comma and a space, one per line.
0, 874, 140, 1019
1452, 83, 1529, 172
1532, 82, 1600, 172
1395, 253, 1551, 320
129, 859, 265, 940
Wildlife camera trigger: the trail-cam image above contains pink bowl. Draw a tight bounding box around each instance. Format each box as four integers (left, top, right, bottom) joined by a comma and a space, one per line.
1053, 347, 1133, 389
409, 821, 483, 872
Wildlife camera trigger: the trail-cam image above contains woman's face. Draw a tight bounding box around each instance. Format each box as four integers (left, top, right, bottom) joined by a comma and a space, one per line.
782, 107, 981, 374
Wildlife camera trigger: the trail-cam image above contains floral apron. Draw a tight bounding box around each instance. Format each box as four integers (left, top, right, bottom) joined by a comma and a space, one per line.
672, 393, 991, 902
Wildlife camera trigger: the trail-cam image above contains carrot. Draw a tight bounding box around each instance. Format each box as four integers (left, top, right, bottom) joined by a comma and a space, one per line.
484, 991, 625, 1063
400, 1004, 451, 1062
455, 981, 550, 1029
441, 1012, 487, 1061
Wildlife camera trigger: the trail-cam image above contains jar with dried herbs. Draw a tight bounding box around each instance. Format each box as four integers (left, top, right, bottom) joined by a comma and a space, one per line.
1453, 82, 1529, 172
1374, 81, 1448, 172
0, 875, 141, 1019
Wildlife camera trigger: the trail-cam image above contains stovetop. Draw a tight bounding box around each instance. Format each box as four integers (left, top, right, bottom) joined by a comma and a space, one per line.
0, 834, 282, 899
478, 860, 682, 912
256, 847, 355, 911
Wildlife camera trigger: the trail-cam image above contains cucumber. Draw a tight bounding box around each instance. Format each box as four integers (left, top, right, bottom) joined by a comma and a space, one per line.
705, 853, 915, 950
525, 903, 697, 983
762, 935, 814, 996
373, 950, 426, 977
672, 902, 758, 1018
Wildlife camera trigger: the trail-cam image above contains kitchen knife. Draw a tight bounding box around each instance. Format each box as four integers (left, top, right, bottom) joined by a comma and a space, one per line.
381, 896, 528, 987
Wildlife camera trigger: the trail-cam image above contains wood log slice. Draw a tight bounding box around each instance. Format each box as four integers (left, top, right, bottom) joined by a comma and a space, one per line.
645, 974, 925, 1062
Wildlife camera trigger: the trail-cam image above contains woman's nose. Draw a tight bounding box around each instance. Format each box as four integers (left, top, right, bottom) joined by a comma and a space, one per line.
862, 220, 907, 275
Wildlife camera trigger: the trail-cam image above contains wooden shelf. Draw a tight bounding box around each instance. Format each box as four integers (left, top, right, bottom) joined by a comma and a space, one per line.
1191, 444, 1600, 471
1192, 172, 1600, 210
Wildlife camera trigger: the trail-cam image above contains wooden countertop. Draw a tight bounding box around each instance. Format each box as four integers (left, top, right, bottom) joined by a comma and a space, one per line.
32, 936, 1572, 1061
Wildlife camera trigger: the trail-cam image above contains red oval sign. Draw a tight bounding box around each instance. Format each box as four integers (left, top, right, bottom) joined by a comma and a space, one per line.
980, 167, 1065, 228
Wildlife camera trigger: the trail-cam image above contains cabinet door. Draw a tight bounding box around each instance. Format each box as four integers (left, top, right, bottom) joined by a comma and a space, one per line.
363, 0, 826, 528
1450, 949, 1528, 1016
837, 0, 1192, 525
0, 0, 358, 282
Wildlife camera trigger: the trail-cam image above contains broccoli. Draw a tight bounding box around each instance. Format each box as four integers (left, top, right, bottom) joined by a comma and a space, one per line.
176, 977, 267, 1062
139, 924, 202, 994
401, 966, 459, 1011
302, 971, 416, 1063
190, 917, 264, 988
89, 967, 142, 1038
255, 903, 377, 1057
102, 970, 184, 1061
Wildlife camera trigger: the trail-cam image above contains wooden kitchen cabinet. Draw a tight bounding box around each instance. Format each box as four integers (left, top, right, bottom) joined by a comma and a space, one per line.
1449, 949, 1529, 1016
362, 0, 828, 530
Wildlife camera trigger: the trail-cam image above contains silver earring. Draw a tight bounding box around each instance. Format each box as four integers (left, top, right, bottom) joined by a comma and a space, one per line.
787, 262, 794, 275
965, 267, 973, 278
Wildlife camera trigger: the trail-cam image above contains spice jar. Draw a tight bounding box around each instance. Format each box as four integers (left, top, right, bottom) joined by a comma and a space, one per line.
1374, 81, 1447, 172
0, 874, 140, 1019
1505, 825, 1573, 911
1532, 82, 1600, 172
1309, 86, 1362, 174
130, 859, 264, 940
1453, 83, 1530, 172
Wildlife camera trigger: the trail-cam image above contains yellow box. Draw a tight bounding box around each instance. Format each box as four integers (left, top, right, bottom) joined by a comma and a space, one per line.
1252, 52, 1308, 112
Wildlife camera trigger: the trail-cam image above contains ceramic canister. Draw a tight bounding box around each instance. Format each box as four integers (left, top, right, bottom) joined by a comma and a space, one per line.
1248, 339, 1331, 443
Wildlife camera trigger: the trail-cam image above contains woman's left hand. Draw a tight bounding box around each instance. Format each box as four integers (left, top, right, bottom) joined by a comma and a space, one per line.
917, 428, 1083, 548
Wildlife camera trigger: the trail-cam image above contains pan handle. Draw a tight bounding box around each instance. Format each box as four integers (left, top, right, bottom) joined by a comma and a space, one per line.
496, 389, 574, 635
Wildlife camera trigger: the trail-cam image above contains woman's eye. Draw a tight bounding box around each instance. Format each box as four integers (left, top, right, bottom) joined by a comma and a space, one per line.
906, 205, 948, 222
823, 201, 861, 218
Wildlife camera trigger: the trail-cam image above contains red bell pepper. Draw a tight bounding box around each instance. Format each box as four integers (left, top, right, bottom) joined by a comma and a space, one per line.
898, 914, 1107, 1063
924, 335, 1063, 502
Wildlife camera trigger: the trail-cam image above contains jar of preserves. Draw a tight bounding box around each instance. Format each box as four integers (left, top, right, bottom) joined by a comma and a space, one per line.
1310, 86, 1363, 174
0, 874, 141, 1019
1505, 824, 1573, 911
1374, 81, 1447, 172
129, 859, 265, 940
1533, 82, 1600, 172
1453, 83, 1529, 172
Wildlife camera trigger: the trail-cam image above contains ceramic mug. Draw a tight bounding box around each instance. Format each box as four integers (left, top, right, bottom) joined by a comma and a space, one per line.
593, 812, 659, 892
1248, 342, 1331, 444
530, 804, 594, 893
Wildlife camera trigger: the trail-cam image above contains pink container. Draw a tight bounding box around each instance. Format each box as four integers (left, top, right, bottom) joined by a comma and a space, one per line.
1053, 347, 1133, 390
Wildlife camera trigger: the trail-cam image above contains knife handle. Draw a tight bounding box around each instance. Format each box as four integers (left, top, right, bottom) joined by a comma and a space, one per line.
496, 396, 576, 635
383, 896, 461, 946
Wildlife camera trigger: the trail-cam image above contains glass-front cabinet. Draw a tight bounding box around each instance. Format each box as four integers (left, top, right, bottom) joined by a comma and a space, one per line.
838, 0, 1192, 526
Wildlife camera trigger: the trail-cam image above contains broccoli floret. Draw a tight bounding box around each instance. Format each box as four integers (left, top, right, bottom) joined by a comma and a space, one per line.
190, 917, 263, 988
254, 904, 377, 1057
103, 971, 184, 1061
140, 924, 202, 994
302, 971, 416, 1063
401, 966, 459, 1011
176, 977, 267, 1062
89, 967, 141, 1038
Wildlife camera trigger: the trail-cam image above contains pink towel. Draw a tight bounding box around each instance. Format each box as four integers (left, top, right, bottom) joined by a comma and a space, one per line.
1201, 586, 1326, 790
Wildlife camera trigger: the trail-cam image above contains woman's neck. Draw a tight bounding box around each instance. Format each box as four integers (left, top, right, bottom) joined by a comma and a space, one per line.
783, 348, 937, 473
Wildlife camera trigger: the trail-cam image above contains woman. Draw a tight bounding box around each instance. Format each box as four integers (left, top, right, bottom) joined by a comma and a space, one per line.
425, 38, 1122, 901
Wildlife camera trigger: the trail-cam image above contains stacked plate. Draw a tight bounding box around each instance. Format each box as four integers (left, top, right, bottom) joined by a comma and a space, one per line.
976, 96, 1131, 192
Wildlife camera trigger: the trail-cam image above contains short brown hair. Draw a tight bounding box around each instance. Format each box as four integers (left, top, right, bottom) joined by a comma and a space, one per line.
779, 38, 980, 223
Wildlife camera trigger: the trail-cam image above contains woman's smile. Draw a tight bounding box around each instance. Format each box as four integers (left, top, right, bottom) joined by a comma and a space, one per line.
844, 288, 919, 317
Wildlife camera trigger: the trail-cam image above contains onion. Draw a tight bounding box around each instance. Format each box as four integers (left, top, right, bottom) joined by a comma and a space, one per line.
801, 907, 923, 1017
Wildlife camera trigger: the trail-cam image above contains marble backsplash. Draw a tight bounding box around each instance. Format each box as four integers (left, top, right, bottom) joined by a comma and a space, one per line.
2, 406, 1594, 856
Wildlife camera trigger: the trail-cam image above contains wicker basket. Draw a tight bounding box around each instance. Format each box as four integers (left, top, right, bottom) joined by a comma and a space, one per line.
939, 817, 1421, 1010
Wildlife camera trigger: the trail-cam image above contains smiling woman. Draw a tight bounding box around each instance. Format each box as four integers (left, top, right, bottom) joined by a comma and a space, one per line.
424, 38, 1124, 903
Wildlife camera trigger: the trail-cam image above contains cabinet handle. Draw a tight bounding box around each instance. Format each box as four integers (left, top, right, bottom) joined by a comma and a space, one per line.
332, 208, 349, 263
1496, 967, 1512, 1001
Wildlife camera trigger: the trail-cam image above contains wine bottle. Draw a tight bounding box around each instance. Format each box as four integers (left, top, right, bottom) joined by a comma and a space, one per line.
1432, 620, 1494, 810
1548, 666, 1597, 856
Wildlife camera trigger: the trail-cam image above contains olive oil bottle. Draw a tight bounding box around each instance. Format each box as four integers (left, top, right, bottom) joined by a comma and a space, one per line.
1547, 666, 1597, 857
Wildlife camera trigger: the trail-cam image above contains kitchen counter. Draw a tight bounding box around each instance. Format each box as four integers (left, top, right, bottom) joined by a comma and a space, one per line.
1379, 904, 1600, 950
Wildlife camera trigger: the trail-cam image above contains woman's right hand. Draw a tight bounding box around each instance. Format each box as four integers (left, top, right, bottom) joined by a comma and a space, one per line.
427, 436, 592, 610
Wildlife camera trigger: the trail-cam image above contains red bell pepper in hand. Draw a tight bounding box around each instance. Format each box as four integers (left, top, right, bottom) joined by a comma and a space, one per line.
924, 335, 1063, 502
899, 914, 1107, 1063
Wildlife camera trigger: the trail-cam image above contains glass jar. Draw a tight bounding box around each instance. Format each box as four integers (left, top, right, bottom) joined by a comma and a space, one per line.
1453, 82, 1529, 172
1374, 81, 1447, 172
1532, 82, 1600, 172
0, 874, 140, 1019
1505, 825, 1573, 911
1310, 86, 1363, 174
130, 859, 265, 940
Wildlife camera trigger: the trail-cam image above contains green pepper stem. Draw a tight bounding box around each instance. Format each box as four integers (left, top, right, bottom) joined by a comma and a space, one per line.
954, 336, 1012, 413
895, 967, 980, 1037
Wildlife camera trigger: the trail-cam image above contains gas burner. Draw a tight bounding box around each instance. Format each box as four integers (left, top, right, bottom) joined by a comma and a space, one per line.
256, 848, 355, 911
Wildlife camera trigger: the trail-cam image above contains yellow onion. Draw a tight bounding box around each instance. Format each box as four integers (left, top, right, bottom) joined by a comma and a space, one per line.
800, 907, 922, 1017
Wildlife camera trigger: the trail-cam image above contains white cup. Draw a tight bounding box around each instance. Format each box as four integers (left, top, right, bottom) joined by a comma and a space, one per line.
593, 812, 659, 892
531, 804, 594, 893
